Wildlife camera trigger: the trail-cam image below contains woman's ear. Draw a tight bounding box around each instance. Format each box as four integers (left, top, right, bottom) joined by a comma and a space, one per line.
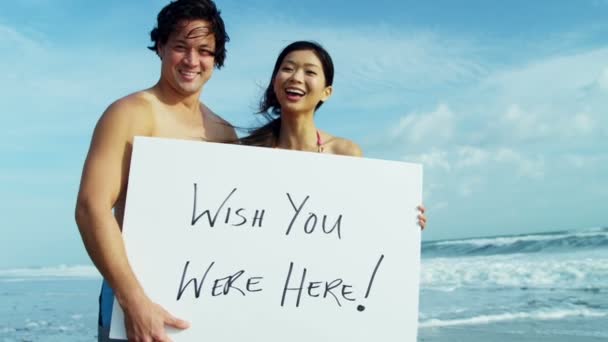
321, 85, 333, 102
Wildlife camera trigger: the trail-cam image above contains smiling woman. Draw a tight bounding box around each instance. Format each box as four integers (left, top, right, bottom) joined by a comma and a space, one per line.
240, 41, 362, 156
238, 40, 426, 227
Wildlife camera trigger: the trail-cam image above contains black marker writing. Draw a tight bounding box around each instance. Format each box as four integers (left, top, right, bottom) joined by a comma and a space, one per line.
356, 254, 385, 312
280, 262, 356, 308
364, 254, 384, 299
191, 185, 266, 228
176, 260, 214, 300
285, 193, 343, 239
285, 193, 309, 236
176, 261, 264, 301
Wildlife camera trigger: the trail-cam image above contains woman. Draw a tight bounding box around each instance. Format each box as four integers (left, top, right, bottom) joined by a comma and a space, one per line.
241, 41, 426, 228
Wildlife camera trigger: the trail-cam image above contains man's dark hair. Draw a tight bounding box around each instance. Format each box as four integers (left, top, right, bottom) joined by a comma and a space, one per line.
148, 0, 229, 68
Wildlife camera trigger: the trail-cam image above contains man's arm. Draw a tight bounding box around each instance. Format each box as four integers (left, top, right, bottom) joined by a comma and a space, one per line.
75, 98, 188, 341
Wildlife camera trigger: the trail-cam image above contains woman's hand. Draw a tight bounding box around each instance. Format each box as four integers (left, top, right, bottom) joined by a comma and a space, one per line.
417, 205, 427, 230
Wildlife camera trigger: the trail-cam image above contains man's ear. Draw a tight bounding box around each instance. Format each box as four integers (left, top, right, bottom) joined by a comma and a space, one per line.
157, 44, 163, 60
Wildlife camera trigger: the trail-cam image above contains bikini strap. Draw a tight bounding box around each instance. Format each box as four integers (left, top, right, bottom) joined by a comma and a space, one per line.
273, 131, 324, 152
316, 130, 324, 153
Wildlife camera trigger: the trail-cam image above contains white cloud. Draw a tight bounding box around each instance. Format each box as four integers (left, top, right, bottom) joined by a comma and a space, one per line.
455, 146, 490, 168
563, 154, 608, 169
564, 155, 587, 169
0, 24, 46, 55
493, 104, 595, 142
597, 67, 608, 92
571, 113, 595, 136
328, 32, 485, 93
0, 23, 160, 136
218, 16, 488, 117
430, 201, 448, 211
383, 44, 607, 192
392, 104, 455, 145
422, 182, 446, 204
416, 145, 545, 180
458, 181, 476, 198
409, 148, 451, 172
446, 47, 606, 147
500, 104, 552, 140
479, 48, 608, 102
386, 45, 606, 155
494, 148, 545, 180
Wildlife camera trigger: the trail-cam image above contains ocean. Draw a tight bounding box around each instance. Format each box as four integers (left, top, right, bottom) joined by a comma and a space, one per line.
417, 226, 608, 341
2, 227, 607, 341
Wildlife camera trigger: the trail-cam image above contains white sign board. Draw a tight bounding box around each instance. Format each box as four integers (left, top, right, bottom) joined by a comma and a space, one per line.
110, 136, 422, 341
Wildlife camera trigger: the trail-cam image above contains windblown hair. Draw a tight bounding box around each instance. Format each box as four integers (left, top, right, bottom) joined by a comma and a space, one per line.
240, 41, 334, 147
148, 0, 229, 68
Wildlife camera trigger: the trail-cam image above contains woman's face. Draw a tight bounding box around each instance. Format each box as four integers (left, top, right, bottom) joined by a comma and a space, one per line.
273, 50, 332, 115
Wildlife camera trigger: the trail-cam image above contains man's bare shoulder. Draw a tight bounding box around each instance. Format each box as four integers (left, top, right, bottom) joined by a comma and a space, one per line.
100, 91, 158, 136
201, 102, 237, 141
201, 103, 230, 126
106, 91, 157, 118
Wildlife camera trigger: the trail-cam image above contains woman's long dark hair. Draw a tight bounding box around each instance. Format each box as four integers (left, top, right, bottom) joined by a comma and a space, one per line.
239, 41, 334, 147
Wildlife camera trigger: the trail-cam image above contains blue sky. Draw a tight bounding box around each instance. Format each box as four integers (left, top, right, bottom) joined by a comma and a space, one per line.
1, 0, 607, 268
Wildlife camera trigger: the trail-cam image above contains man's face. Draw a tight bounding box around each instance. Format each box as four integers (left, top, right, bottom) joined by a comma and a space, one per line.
158, 20, 216, 96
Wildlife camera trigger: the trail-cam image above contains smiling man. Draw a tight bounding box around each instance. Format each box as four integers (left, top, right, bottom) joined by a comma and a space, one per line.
74, 1, 235, 341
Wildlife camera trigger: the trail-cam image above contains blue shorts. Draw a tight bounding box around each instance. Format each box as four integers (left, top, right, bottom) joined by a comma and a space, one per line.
98, 280, 126, 341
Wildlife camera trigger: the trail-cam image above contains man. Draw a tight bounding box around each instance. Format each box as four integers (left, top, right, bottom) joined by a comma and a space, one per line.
75, 1, 236, 341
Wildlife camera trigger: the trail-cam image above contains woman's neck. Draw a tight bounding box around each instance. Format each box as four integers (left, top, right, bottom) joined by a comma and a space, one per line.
277, 113, 318, 151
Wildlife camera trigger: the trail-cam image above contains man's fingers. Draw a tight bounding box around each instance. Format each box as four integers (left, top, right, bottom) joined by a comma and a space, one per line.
163, 310, 190, 330
152, 331, 173, 342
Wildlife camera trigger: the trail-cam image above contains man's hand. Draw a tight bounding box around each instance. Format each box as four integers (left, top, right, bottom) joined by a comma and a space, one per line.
122, 292, 190, 342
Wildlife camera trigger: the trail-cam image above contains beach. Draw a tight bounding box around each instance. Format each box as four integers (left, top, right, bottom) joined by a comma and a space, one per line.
2, 227, 607, 341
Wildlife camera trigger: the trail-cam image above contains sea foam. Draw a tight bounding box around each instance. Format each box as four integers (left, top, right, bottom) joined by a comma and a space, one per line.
419, 308, 607, 328
423, 227, 608, 257
420, 252, 608, 290
0, 264, 100, 280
